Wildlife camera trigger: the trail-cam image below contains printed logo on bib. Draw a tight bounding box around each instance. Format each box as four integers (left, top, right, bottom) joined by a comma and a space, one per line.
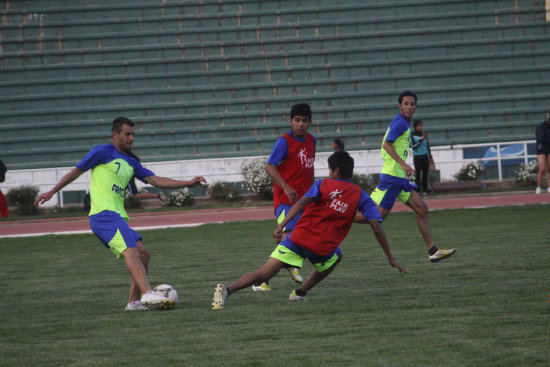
298, 148, 315, 168
328, 189, 349, 214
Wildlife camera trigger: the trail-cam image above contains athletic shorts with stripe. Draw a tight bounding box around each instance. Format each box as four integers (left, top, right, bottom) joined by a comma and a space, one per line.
275, 204, 303, 232
270, 237, 342, 273
370, 174, 418, 211
89, 210, 142, 258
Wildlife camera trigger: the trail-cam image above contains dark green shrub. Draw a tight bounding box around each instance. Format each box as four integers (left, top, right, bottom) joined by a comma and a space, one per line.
6, 185, 40, 215
454, 161, 483, 181
207, 182, 241, 202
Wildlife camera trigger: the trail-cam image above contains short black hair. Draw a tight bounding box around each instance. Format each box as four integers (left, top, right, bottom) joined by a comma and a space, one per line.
398, 90, 417, 104
290, 103, 312, 120
333, 138, 345, 150
112, 116, 135, 134
328, 150, 354, 179
413, 119, 423, 128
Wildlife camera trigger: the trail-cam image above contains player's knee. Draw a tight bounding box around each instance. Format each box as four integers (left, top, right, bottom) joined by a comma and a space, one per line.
416, 201, 429, 217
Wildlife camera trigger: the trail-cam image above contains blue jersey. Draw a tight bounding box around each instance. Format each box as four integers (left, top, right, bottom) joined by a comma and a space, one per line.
411, 134, 429, 156
76, 144, 154, 220
381, 115, 411, 178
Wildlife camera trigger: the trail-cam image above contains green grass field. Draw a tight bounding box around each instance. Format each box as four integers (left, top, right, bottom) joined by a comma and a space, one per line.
1, 205, 549, 366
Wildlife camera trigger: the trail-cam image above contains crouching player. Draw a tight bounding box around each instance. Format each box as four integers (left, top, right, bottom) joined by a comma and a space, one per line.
212, 151, 405, 309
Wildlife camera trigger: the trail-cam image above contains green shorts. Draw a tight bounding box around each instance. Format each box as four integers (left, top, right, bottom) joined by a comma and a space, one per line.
270, 238, 342, 272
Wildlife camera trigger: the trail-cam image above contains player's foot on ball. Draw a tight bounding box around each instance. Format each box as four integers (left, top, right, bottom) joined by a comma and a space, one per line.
288, 290, 307, 302
429, 248, 456, 262
141, 290, 175, 309
212, 284, 228, 310
287, 267, 303, 283
252, 283, 272, 291
125, 300, 150, 311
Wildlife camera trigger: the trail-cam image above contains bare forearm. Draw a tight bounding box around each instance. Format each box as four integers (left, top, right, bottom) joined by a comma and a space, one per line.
382, 141, 406, 167
36, 167, 84, 205
277, 197, 310, 229
370, 221, 395, 260
145, 176, 197, 188
50, 167, 84, 194
265, 163, 288, 190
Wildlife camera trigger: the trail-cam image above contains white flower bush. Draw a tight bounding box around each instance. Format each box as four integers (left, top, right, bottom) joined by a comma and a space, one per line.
241, 159, 273, 200
515, 160, 538, 186
454, 161, 483, 181
167, 189, 195, 207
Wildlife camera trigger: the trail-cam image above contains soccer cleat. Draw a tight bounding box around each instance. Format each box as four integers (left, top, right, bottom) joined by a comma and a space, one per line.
125, 300, 150, 311
535, 187, 541, 194
288, 290, 307, 302
287, 267, 304, 283
429, 248, 456, 262
252, 283, 272, 291
212, 284, 228, 310
141, 290, 175, 309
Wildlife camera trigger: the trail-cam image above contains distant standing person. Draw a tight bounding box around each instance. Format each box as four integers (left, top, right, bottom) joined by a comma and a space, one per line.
332, 138, 345, 151
410, 119, 433, 195
35, 117, 207, 310
0, 159, 8, 217
535, 119, 550, 194
260, 103, 316, 291
354, 91, 455, 262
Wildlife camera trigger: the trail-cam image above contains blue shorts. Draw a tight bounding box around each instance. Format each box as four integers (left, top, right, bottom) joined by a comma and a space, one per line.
370, 174, 418, 211
270, 237, 342, 272
89, 211, 142, 258
275, 204, 303, 232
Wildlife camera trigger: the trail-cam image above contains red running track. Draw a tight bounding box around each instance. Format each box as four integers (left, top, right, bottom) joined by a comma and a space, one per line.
1, 192, 549, 238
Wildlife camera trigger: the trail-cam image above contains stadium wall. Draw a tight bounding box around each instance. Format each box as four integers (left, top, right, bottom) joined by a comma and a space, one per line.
1, 140, 536, 207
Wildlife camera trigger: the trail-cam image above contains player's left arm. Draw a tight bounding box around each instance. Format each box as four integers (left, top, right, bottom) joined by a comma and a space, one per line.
368, 219, 406, 273
144, 175, 207, 188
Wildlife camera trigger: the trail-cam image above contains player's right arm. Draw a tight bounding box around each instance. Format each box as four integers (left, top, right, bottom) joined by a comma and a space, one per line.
35, 167, 84, 206
265, 137, 299, 204
382, 140, 414, 177
265, 163, 298, 204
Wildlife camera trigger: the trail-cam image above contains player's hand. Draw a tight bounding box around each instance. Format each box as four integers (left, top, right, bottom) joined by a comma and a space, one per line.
273, 227, 284, 244
34, 191, 54, 206
401, 163, 414, 177
389, 258, 406, 273
188, 176, 207, 186
283, 185, 298, 204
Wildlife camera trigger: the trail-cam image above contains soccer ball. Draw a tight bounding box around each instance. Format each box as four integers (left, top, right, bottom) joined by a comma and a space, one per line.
154, 284, 179, 304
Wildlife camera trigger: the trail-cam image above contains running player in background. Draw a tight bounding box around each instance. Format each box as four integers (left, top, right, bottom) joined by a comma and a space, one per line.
355, 91, 455, 262
256, 103, 316, 291
35, 117, 206, 310
212, 150, 405, 310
